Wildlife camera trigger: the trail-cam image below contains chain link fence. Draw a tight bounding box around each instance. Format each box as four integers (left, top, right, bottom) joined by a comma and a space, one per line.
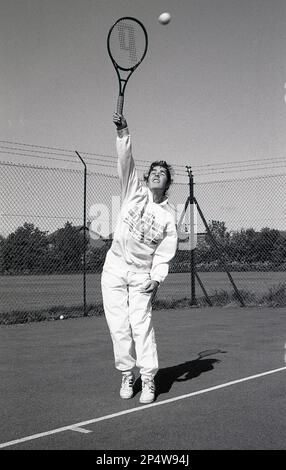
191, 174, 286, 306
1, 150, 286, 325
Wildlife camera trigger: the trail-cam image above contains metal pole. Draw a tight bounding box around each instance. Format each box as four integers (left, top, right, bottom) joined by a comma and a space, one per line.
75, 151, 87, 316
193, 196, 245, 307
195, 272, 212, 306
186, 166, 197, 305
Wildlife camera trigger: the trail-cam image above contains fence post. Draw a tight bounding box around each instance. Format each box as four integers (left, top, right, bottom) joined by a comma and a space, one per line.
193, 196, 245, 307
186, 166, 197, 305
75, 151, 87, 317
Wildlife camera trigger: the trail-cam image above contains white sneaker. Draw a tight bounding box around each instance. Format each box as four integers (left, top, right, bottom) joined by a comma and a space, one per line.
120, 372, 134, 399
140, 377, 155, 404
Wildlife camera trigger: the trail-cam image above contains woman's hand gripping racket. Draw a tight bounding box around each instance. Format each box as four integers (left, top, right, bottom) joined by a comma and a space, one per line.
107, 17, 148, 115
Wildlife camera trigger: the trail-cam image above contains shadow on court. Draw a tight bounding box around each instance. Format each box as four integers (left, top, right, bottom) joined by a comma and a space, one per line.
133, 349, 227, 399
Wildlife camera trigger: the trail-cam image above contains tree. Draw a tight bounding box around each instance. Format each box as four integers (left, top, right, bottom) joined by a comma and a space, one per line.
202, 220, 231, 264
48, 222, 87, 273
0, 235, 5, 274
2, 223, 49, 274
271, 235, 286, 265
206, 220, 229, 244
228, 228, 257, 263
255, 228, 280, 262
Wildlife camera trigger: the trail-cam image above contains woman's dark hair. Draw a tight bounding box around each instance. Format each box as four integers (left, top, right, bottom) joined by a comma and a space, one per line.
144, 160, 174, 193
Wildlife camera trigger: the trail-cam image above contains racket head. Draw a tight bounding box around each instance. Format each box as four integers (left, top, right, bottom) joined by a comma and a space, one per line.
107, 17, 148, 71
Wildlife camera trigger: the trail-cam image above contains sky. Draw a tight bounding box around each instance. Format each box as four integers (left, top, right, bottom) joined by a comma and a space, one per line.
1, 0, 286, 236
0, 0, 286, 164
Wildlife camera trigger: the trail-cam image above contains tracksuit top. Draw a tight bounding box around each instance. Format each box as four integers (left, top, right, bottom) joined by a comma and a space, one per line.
104, 126, 178, 284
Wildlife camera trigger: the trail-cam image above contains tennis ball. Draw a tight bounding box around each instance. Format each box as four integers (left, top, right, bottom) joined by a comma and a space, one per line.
60, 315, 64, 320
158, 12, 171, 25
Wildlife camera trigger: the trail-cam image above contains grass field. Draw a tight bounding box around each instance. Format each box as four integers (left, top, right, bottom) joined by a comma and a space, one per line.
1, 271, 286, 314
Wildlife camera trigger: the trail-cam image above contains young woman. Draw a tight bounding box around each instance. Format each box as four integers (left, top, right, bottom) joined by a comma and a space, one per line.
101, 113, 178, 404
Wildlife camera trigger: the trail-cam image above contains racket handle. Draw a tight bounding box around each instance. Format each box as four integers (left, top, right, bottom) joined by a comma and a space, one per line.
117, 94, 124, 115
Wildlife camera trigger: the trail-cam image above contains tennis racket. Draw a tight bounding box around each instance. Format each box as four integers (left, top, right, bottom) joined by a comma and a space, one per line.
107, 17, 148, 114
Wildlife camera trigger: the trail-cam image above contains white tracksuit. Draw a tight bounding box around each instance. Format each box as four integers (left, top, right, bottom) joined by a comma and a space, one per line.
101, 126, 178, 378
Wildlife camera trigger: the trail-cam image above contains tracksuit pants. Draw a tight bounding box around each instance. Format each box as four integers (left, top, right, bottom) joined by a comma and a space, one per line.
101, 266, 159, 378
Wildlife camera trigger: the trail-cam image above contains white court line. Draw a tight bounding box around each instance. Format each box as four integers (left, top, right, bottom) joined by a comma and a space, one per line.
70, 427, 92, 434
0, 366, 285, 449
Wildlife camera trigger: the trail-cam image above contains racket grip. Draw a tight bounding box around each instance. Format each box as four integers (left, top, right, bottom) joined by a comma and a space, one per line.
116, 94, 124, 115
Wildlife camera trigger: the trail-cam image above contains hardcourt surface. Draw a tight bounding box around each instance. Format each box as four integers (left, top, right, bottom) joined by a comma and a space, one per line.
0, 306, 285, 450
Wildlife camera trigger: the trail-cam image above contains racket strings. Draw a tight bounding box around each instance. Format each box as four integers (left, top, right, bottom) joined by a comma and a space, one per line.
117, 22, 138, 64
109, 19, 147, 70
